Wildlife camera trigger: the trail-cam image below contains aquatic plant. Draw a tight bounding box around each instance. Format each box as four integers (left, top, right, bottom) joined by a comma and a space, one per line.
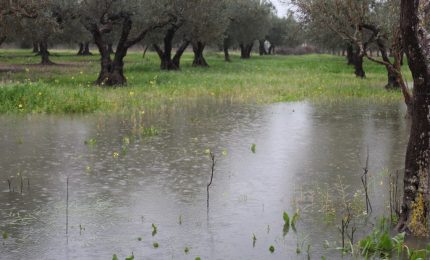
251, 144, 256, 154
269, 245, 275, 253
141, 127, 160, 137
151, 223, 157, 236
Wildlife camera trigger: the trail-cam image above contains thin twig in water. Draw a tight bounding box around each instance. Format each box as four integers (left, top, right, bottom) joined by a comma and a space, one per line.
7, 179, 11, 193
20, 175, 23, 194
207, 152, 216, 210
66, 177, 69, 235
361, 147, 372, 214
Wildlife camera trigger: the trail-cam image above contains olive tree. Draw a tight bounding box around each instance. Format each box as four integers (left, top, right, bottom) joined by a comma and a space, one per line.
186, 0, 230, 67
78, 0, 170, 86
227, 0, 272, 59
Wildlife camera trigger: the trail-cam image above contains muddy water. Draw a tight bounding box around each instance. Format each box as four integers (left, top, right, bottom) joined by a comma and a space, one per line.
0, 100, 408, 259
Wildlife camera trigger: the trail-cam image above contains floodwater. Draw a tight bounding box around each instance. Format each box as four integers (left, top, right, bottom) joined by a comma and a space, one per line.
0, 100, 409, 259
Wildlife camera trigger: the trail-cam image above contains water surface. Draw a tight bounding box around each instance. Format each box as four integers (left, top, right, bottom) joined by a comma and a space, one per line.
0, 100, 409, 259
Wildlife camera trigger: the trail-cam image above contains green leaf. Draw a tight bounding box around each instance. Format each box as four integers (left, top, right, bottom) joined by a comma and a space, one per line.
112, 254, 118, 260
152, 223, 157, 236
283, 212, 290, 226
2, 231, 8, 240
251, 144, 256, 153
410, 249, 427, 260
377, 232, 393, 252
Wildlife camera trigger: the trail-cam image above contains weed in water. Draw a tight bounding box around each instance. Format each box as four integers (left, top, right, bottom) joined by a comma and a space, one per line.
151, 223, 157, 236
251, 144, 256, 153
269, 245, 275, 253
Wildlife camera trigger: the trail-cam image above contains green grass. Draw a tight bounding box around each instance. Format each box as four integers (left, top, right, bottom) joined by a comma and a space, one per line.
0, 49, 409, 114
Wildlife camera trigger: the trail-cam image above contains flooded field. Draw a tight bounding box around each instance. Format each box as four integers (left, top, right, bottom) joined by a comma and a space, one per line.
0, 100, 409, 259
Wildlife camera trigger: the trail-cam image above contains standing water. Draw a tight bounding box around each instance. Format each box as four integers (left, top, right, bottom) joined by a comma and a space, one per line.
0, 100, 408, 259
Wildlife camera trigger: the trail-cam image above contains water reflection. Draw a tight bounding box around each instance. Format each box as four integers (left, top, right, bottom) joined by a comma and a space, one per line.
0, 100, 408, 259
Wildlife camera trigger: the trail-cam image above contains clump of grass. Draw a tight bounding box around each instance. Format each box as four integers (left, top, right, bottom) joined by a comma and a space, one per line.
141, 126, 160, 137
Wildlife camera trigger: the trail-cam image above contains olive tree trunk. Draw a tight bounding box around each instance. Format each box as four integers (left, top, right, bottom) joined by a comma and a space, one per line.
259, 40, 267, 55
39, 41, 54, 65
77, 43, 84, 55
240, 43, 253, 59
153, 27, 189, 71
192, 41, 208, 67
82, 42, 92, 56
353, 51, 365, 78
346, 44, 354, 65
397, 0, 430, 237
0, 36, 5, 47
223, 38, 231, 62
32, 42, 39, 53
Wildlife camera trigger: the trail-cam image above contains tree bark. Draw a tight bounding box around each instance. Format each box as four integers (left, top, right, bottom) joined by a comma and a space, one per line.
0, 36, 5, 47
353, 51, 365, 78
240, 43, 253, 59
269, 45, 275, 55
154, 28, 178, 70
346, 44, 354, 65
223, 38, 231, 62
153, 27, 189, 70
397, 0, 430, 237
259, 40, 267, 55
192, 41, 208, 67
82, 42, 92, 56
39, 41, 54, 65
77, 43, 84, 55
107, 43, 114, 54
32, 42, 39, 53
172, 41, 190, 69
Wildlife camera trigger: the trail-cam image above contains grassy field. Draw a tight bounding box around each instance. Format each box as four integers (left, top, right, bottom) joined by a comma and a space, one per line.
0, 49, 409, 114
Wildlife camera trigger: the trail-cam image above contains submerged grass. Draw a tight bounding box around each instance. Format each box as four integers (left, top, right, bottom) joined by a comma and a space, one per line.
0, 49, 408, 114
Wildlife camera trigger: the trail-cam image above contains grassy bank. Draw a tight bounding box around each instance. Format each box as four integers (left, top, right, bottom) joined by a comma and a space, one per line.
0, 49, 408, 113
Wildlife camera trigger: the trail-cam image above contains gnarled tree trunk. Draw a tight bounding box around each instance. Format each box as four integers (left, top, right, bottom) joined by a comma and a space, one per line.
107, 43, 114, 54
153, 27, 189, 70
397, 0, 430, 237
32, 42, 39, 53
39, 41, 54, 65
240, 43, 253, 59
153, 30, 189, 71
82, 42, 92, 56
77, 43, 84, 55
353, 50, 365, 78
268, 45, 275, 55
192, 41, 208, 67
259, 40, 267, 55
0, 36, 6, 47
223, 38, 231, 62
